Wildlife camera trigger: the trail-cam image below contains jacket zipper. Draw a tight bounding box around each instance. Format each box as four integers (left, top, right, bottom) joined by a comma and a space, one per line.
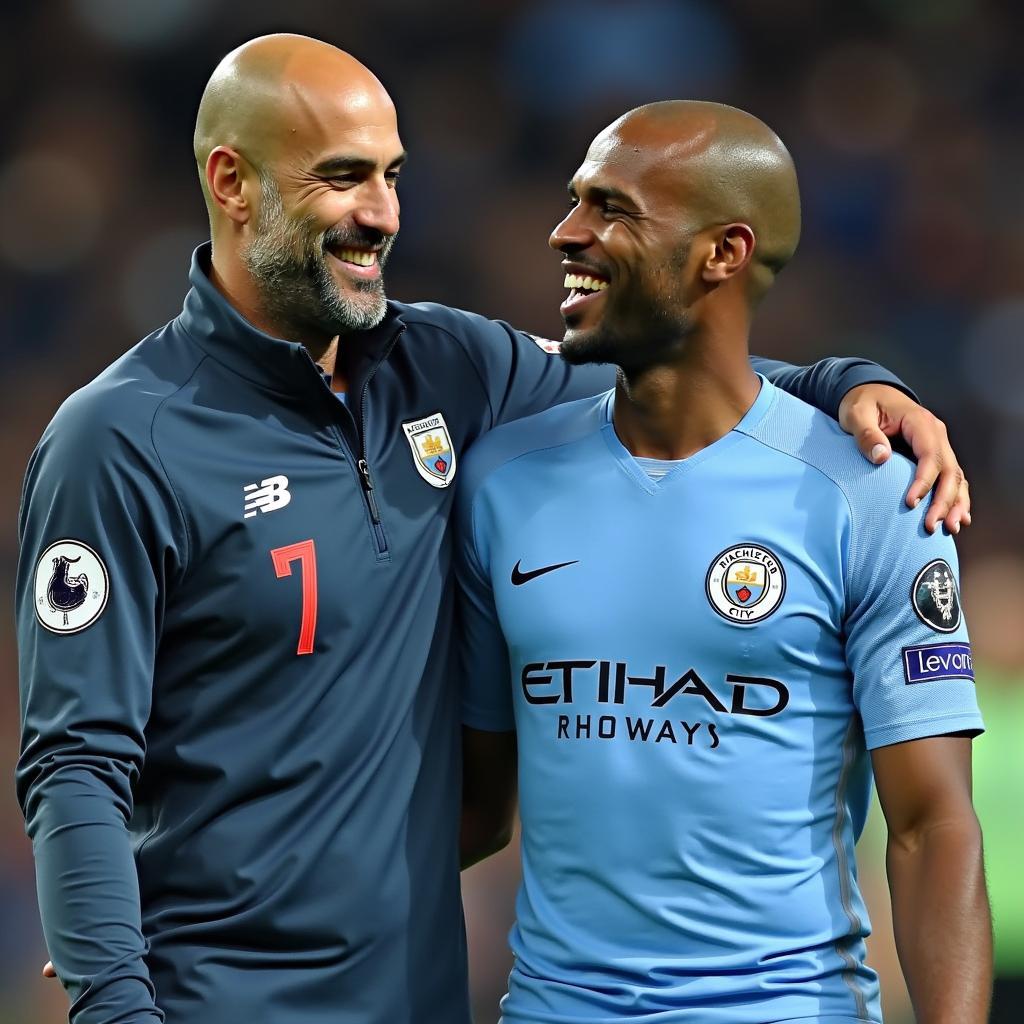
354, 325, 406, 556
357, 458, 387, 553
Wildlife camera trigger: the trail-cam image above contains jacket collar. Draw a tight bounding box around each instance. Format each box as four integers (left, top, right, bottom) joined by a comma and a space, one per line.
177, 242, 405, 396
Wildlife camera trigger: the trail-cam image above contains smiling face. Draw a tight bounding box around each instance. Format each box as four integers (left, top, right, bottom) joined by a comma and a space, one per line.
548, 103, 801, 372
196, 36, 406, 341
241, 107, 404, 337
241, 73, 405, 337
549, 120, 706, 370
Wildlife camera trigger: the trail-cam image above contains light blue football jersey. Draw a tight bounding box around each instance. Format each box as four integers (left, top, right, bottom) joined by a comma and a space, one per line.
456, 377, 983, 1024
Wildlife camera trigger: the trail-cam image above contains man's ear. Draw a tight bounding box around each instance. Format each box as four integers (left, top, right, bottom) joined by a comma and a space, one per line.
702, 223, 756, 283
206, 146, 256, 226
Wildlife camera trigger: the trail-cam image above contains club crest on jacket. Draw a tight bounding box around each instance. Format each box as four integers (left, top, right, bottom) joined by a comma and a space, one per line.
402, 412, 457, 488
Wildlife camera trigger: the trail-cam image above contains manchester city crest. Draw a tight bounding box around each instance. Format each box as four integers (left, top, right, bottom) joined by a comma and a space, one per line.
402, 412, 457, 488
705, 543, 786, 624
33, 539, 110, 634
911, 558, 961, 633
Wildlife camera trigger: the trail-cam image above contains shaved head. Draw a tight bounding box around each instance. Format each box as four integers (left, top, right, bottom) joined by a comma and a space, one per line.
194, 34, 394, 209
603, 100, 801, 289
552, 100, 801, 370
193, 34, 405, 344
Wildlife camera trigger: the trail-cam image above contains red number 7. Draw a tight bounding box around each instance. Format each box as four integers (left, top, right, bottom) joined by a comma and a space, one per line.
271, 540, 318, 655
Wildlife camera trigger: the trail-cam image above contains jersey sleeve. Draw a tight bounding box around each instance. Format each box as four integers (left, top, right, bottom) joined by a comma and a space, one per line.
844, 459, 982, 750
750, 355, 917, 420
454, 469, 516, 732
16, 397, 184, 1023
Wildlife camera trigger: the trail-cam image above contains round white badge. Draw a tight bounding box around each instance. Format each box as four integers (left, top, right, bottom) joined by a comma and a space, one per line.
33, 539, 110, 635
705, 543, 786, 625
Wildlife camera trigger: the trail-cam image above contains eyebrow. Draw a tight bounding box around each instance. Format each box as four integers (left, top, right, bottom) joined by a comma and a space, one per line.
313, 152, 408, 176
567, 180, 636, 207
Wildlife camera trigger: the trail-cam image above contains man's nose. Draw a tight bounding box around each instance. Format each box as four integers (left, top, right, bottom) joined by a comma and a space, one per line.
354, 179, 400, 237
549, 207, 593, 253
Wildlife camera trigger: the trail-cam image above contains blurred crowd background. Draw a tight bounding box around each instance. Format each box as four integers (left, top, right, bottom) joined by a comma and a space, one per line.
1, 1, 1022, 1022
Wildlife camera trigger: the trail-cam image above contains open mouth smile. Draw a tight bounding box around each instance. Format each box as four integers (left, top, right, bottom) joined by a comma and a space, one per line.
561, 271, 609, 315
327, 246, 382, 279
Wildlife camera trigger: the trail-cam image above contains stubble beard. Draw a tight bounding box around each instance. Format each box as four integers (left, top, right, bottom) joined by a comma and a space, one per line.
241, 172, 396, 339
559, 258, 695, 373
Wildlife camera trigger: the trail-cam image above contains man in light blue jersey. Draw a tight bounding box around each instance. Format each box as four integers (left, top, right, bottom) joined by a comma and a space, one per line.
456, 101, 991, 1024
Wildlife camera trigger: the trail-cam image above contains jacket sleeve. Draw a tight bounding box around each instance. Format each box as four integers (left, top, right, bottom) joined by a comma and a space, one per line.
15, 398, 184, 1023
437, 305, 918, 428
750, 355, 918, 420
438, 310, 613, 431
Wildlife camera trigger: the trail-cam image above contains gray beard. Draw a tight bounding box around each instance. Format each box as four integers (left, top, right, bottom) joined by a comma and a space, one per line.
241, 175, 395, 338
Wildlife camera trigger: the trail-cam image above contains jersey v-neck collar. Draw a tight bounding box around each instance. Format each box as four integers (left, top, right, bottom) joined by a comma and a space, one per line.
599, 375, 777, 495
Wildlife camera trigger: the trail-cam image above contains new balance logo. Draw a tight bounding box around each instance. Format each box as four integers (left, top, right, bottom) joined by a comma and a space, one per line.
244, 475, 291, 518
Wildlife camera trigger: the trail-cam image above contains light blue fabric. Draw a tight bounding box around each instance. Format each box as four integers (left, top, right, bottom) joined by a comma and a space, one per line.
456, 376, 982, 1024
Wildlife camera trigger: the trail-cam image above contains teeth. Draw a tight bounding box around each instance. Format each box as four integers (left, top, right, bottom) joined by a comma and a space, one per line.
562, 273, 608, 292
338, 248, 376, 267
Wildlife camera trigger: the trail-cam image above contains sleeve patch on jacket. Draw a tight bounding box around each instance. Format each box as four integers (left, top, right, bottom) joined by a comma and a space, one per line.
34, 539, 110, 634
527, 334, 562, 354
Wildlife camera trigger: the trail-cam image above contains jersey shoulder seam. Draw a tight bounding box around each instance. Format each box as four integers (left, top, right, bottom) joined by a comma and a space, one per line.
740, 428, 857, 597
468, 428, 597, 572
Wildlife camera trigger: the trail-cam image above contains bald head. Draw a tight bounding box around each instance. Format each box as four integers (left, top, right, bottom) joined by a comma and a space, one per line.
598, 100, 801, 292
192, 35, 405, 348
194, 34, 397, 215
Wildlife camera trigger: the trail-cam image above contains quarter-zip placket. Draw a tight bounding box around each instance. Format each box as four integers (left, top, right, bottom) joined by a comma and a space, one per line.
352, 324, 405, 556
299, 327, 400, 558
356, 457, 386, 553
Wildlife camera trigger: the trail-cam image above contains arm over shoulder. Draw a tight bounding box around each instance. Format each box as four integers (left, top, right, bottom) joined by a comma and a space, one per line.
411, 303, 612, 430
751, 354, 916, 420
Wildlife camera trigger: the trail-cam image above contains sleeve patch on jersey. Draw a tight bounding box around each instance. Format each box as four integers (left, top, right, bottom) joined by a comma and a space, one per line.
910, 558, 961, 633
902, 642, 973, 684
527, 333, 562, 354
33, 539, 110, 635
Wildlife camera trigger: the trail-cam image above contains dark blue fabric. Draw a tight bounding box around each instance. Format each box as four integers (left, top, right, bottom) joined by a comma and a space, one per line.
16, 243, 912, 1023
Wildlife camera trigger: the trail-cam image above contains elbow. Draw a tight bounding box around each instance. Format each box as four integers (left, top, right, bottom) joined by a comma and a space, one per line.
487, 820, 515, 857
460, 815, 515, 870
888, 807, 984, 861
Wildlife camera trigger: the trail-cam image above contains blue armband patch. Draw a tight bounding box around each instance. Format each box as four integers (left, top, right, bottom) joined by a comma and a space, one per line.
902, 642, 974, 684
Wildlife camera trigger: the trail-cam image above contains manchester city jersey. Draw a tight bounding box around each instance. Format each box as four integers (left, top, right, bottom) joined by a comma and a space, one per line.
456, 377, 983, 1024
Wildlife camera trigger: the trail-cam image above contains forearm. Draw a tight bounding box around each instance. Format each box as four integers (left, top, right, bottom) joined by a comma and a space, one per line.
26, 770, 161, 1023
886, 819, 991, 1024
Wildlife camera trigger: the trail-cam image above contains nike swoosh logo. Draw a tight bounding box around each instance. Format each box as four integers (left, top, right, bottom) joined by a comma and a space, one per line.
510, 559, 579, 586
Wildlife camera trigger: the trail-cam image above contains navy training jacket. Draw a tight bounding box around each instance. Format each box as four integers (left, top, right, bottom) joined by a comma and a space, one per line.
16, 244, 911, 1024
